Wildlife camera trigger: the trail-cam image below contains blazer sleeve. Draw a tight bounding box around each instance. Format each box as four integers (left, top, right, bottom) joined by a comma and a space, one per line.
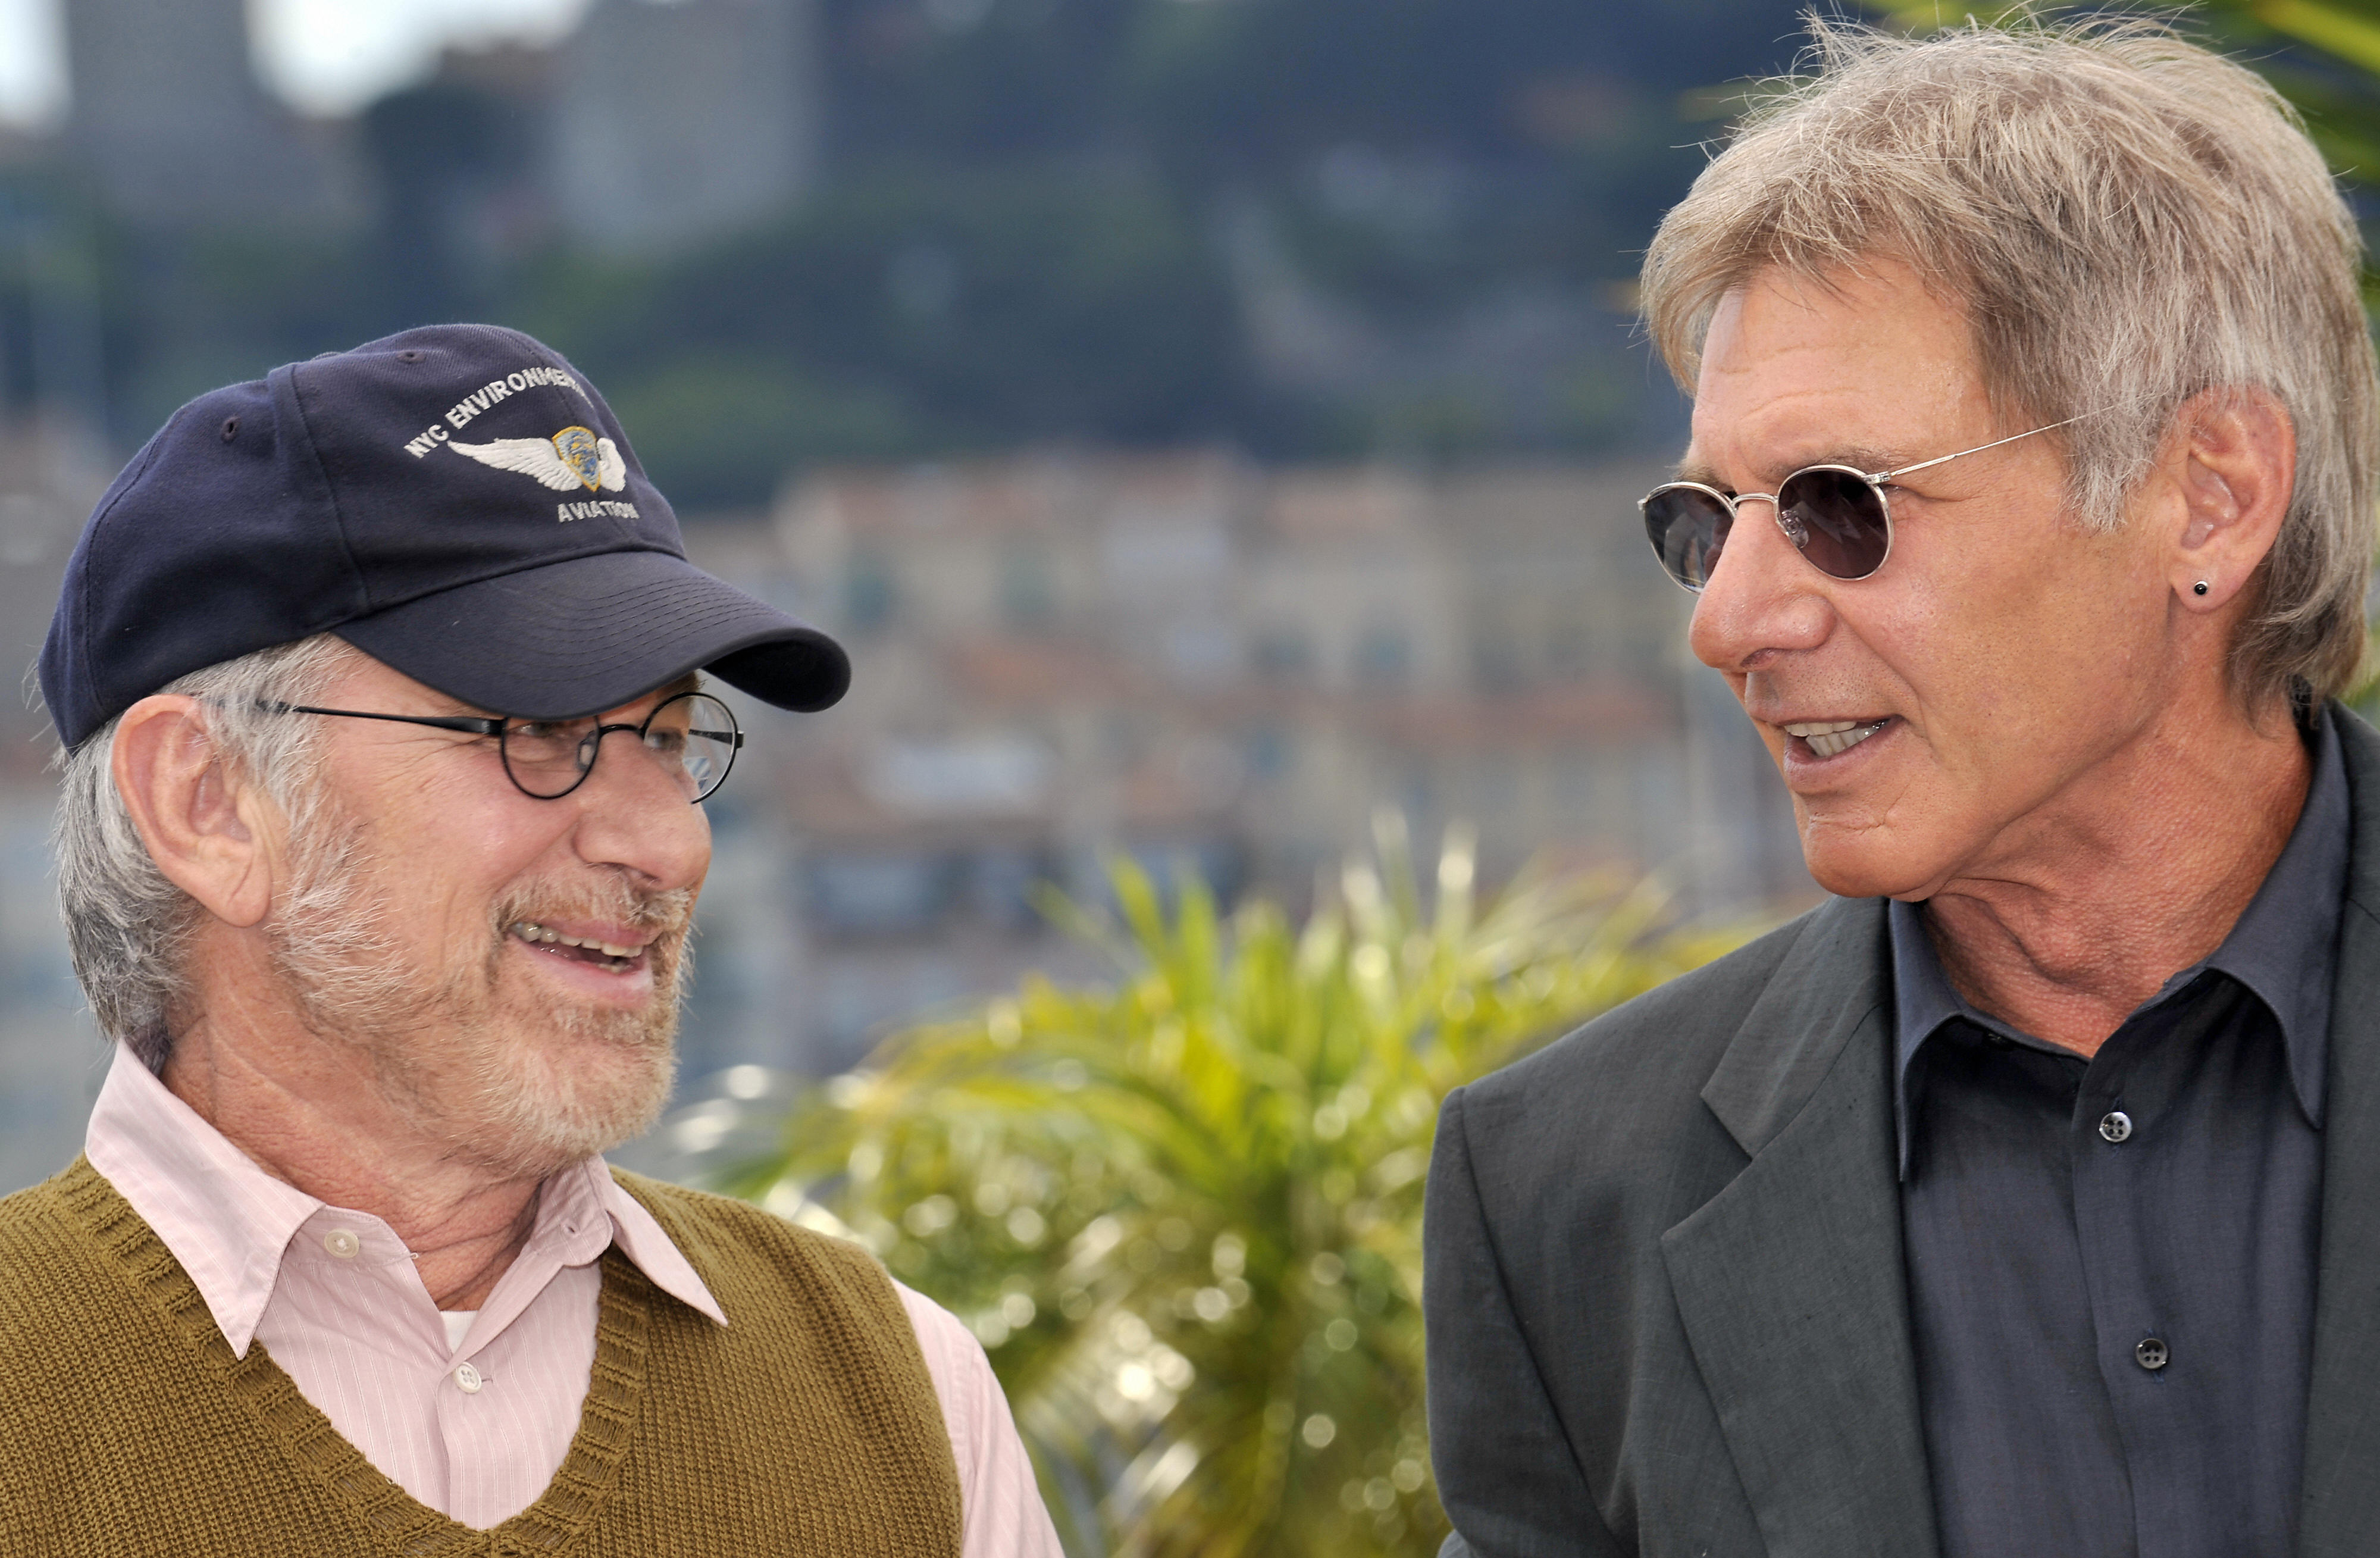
1425, 1084, 1626, 1558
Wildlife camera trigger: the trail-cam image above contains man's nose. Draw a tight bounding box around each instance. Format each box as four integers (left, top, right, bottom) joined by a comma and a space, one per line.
1686, 495, 1833, 672
567, 728, 712, 891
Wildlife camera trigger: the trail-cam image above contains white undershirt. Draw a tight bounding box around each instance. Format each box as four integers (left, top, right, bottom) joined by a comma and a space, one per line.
442, 1310, 477, 1353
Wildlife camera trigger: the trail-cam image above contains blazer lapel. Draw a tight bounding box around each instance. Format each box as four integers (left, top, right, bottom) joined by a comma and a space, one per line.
2298, 706, 2380, 1555
1661, 895, 1940, 1558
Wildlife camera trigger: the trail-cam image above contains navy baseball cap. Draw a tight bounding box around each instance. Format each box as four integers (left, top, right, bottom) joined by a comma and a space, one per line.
39, 323, 850, 750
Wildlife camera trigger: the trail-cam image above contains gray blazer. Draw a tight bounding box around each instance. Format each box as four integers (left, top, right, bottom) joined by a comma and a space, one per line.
1424, 705, 2380, 1558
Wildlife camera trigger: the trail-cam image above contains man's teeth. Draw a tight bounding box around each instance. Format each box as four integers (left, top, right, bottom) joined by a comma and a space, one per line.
1783, 719, 1889, 759
509, 921, 642, 959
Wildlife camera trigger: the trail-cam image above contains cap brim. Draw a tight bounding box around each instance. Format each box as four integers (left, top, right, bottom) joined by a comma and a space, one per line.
336, 549, 850, 719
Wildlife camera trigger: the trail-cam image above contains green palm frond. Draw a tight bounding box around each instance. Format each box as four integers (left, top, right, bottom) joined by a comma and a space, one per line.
718, 815, 1759, 1557
2251, 1, 2380, 76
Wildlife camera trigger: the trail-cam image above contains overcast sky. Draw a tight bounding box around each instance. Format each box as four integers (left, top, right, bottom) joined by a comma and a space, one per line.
0, 0, 597, 127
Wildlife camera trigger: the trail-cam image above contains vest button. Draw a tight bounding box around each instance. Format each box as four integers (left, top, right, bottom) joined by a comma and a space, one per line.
453, 1362, 484, 1394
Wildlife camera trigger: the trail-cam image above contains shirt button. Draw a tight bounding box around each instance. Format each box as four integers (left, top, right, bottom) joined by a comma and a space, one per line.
322, 1228, 362, 1259
2136, 1337, 2169, 1371
2099, 1111, 2133, 1144
453, 1362, 484, 1394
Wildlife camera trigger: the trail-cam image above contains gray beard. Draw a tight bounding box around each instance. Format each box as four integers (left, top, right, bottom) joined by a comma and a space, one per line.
264, 808, 694, 1181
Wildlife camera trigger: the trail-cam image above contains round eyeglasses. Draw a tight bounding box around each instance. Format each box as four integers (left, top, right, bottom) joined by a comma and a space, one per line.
266, 690, 744, 803
1639, 410, 2103, 593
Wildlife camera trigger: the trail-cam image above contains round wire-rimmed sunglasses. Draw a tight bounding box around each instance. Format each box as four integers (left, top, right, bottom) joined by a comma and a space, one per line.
1639, 410, 2100, 593
263, 690, 744, 803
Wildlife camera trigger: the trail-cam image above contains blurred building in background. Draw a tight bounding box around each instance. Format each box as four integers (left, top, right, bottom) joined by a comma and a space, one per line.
0, 415, 114, 1188
550, 0, 821, 256
650, 450, 1805, 1085
62, 0, 357, 230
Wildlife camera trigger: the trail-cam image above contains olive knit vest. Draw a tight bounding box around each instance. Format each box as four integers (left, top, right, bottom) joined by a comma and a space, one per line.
0, 1157, 963, 1557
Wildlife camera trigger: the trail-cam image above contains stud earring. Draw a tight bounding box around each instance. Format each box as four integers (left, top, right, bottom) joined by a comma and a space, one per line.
2193, 580, 2210, 596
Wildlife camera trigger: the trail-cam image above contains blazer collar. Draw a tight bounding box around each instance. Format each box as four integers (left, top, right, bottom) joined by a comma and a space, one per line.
1699, 893, 1893, 1158
2296, 702, 2380, 1554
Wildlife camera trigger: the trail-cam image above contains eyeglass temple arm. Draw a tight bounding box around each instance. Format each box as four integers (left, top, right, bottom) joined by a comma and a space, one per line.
266, 702, 505, 737
265, 700, 741, 750
1871, 408, 2108, 483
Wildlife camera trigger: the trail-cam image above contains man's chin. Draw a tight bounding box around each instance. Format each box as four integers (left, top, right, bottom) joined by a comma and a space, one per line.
449, 1019, 678, 1178
1797, 828, 1951, 902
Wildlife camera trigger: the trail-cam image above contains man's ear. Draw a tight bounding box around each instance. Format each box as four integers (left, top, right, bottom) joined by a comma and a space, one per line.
2166, 386, 2295, 612
109, 696, 280, 930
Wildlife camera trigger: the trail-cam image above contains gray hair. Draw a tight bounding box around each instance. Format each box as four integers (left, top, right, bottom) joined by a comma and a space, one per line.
1642, 16, 2378, 706
52, 635, 356, 1069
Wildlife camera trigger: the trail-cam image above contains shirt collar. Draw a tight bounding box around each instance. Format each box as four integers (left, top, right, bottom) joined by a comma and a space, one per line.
84, 1044, 725, 1355
1890, 704, 2350, 1178
585, 1160, 728, 1327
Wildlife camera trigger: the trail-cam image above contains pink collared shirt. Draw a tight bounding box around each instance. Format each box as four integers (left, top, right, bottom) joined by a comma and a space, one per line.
84, 1044, 1061, 1551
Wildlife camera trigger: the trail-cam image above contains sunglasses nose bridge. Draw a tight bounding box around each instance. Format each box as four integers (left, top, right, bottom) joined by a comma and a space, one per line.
1731, 491, 1809, 551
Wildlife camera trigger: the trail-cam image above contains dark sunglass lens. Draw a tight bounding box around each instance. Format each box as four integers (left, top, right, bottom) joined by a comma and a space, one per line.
1643, 487, 1734, 591
1777, 468, 1889, 579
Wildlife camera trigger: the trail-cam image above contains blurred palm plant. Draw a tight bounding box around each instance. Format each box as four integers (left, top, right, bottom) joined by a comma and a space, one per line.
715, 814, 1756, 1557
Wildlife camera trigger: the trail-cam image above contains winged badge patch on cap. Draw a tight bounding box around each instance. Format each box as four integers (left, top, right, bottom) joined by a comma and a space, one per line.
450, 426, 627, 493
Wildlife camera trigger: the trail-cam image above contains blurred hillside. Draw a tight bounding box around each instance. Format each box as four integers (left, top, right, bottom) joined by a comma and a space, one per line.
0, 0, 1817, 507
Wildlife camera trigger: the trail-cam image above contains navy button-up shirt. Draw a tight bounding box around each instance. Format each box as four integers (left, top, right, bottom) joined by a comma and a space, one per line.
1893, 709, 2347, 1558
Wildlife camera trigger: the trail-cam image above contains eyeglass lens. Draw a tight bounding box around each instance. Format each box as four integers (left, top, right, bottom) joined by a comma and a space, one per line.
1643, 467, 1892, 591
499, 692, 740, 802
